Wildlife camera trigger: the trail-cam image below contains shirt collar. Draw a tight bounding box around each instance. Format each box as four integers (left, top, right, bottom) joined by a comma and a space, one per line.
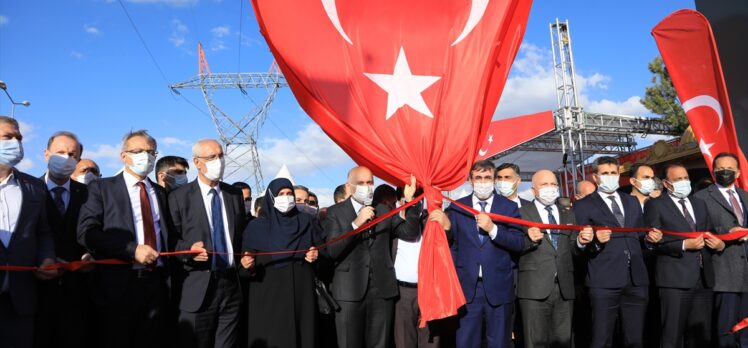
197, 178, 220, 197
668, 192, 689, 204
472, 193, 493, 206
533, 198, 556, 212
597, 190, 620, 200
44, 172, 71, 192
123, 170, 151, 190
0, 172, 17, 186
716, 183, 736, 193
350, 197, 363, 212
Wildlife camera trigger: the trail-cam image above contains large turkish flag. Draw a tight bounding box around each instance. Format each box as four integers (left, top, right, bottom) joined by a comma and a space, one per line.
251, 0, 533, 323
653, 9, 748, 187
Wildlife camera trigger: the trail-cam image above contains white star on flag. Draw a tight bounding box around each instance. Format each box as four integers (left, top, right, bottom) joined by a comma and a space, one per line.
488, 134, 494, 143
364, 47, 441, 120
699, 138, 715, 160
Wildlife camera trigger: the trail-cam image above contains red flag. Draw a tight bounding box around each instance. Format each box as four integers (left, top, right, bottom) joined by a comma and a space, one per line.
652, 9, 748, 187
251, 0, 533, 323
476, 110, 555, 160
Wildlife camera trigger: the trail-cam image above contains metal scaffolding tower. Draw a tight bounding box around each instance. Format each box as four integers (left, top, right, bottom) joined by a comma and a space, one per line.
170, 43, 288, 192
487, 19, 680, 197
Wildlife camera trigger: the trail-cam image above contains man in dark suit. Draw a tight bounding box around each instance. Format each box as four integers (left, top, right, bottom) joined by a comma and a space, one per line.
445, 160, 526, 348
694, 152, 748, 347
574, 156, 662, 348
0, 116, 57, 348
78, 129, 172, 348
323, 166, 420, 348
169, 139, 245, 348
36, 131, 93, 348
517, 169, 593, 348
645, 162, 723, 347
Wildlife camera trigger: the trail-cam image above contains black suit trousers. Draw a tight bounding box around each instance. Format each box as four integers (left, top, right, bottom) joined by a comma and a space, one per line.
178, 274, 241, 348
659, 279, 712, 348
587, 275, 648, 348
335, 281, 395, 348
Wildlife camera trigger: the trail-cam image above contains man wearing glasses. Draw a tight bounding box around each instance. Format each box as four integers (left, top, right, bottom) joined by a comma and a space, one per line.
78, 129, 172, 348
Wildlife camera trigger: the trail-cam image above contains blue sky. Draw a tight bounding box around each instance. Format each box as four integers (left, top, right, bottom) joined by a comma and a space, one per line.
0, 0, 694, 206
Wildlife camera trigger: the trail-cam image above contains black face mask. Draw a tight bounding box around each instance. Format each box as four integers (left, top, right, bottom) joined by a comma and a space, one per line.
715, 169, 736, 187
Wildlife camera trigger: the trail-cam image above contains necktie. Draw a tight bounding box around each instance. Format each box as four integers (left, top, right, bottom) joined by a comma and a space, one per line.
136, 182, 158, 251
607, 195, 625, 227
545, 205, 559, 249
477, 201, 487, 243
679, 199, 697, 231
210, 189, 229, 270
728, 190, 745, 227
51, 186, 66, 216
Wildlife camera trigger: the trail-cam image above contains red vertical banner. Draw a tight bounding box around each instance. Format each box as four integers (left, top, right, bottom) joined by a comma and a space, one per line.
652, 9, 748, 187
251, 0, 533, 323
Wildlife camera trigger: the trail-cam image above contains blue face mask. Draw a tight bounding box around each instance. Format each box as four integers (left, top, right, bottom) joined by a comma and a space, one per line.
0, 139, 24, 168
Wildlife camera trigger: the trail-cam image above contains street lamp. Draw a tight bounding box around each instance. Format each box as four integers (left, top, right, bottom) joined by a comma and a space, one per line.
0, 80, 31, 117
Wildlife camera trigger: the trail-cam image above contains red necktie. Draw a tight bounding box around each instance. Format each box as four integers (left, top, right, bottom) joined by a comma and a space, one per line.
137, 182, 157, 250
728, 190, 745, 227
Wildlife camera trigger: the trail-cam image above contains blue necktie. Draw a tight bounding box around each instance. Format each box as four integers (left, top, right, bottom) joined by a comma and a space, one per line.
545, 205, 559, 249
209, 189, 229, 270
478, 201, 487, 243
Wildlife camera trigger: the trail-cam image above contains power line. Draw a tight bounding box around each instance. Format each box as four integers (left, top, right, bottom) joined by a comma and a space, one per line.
266, 116, 339, 186
116, 0, 172, 88
237, 0, 244, 74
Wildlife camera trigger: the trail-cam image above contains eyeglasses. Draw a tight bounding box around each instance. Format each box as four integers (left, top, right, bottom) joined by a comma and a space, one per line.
308, 200, 318, 206
125, 149, 158, 157
196, 153, 224, 161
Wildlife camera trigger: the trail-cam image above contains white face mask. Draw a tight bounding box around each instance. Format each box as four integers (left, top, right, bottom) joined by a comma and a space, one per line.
75, 172, 98, 185
0, 139, 24, 168
667, 180, 692, 199
536, 186, 560, 206
352, 184, 374, 205
273, 195, 295, 213
597, 175, 620, 193
635, 178, 655, 196
203, 157, 224, 182
48, 154, 78, 179
473, 181, 494, 200
127, 152, 155, 177
495, 180, 517, 197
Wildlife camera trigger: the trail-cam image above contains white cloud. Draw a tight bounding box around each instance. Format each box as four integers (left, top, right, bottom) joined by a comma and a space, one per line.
308, 187, 335, 208
169, 19, 188, 48
494, 43, 641, 119
70, 51, 84, 60
18, 121, 35, 142
211, 26, 230, 38
0, 15, 8, 26
84, 24, 102, 36
159, 136, 191, 147
127, 0, 197, 7
82, 144, 123, 172
17, 159, 34, 172
257, 123, 353, 181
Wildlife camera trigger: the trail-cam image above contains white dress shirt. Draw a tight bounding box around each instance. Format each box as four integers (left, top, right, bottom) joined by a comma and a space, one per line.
44, 173, 70, 210
717, 184, 744, 213
667, 193, 698, 251
394, 232, 421, 284
511, 196, 523, 208
598, 190, 626, 220
123, 171, 163, 267
197, 179, 234, 266
0, 173, 22, 292
533, 199, 559, 237
472, 194, 499, 278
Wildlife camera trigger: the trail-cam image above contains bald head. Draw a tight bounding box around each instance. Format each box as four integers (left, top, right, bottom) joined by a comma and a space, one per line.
531, 170, 558, 198
192, 139, 222, 158
575, 180, 597, 199
347, 166, 374, 185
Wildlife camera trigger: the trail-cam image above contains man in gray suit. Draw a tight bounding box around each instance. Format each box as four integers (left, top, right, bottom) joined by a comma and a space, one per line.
694, 152, 748, 347
517, 169, 593, 348
0, 116, 57, 347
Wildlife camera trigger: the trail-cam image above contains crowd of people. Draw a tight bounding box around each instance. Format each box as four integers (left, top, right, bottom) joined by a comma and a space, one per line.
0, 114, 747, 348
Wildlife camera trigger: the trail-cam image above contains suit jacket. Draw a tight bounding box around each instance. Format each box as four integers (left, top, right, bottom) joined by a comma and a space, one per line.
644, 194, 715, 289
168, 180, 245, 312
517, 201, 578, 300
574, 191, 649, 288
0, 169, 55, 315
447, 194, 525, 306
323, 198, 420, 302
41, 175, 88, 262
694, 185, 748, 292
77, 173, 173, 305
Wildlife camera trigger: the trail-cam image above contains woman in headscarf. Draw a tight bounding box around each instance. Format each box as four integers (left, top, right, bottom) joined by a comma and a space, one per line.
240, 178, 321, 348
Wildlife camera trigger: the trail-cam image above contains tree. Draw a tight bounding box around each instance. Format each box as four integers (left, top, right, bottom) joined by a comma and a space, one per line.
640, 56, 689, 132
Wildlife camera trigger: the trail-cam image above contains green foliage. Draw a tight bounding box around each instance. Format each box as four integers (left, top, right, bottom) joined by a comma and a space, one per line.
640, 56, 689, 132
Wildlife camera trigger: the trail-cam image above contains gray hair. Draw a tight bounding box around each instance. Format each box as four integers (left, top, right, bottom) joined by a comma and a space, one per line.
192, 138, 221, 158
121, 129, 157, 151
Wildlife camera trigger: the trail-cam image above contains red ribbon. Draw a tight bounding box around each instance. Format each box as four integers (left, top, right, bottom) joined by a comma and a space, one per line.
0, 194, 425, 272
732, 317, 748, 334
445, 198, 748, 241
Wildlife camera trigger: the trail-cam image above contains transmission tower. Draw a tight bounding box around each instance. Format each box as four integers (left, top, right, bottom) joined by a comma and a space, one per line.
488, 19, 680, 197
170, 43, 288, 193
